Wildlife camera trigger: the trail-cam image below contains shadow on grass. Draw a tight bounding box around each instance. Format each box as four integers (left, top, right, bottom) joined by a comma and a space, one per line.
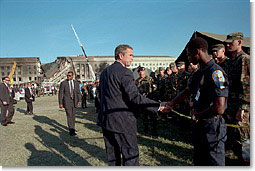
25, 142, 71, 166
137, 135, 193, 166
16, 108, 27, 114
33, 125, 91, 166
32, 115, 107, 166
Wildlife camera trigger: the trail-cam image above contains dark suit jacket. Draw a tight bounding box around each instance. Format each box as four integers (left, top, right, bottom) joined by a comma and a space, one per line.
98, 61, 160, 134
25, 87, 35, 103
58, 79, 82, 108
0, 83, 11, 105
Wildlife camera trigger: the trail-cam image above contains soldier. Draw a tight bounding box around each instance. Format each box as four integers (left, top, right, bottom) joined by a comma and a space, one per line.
164, 62, 178, 101
175, 61, 190, 117
155, 67, 167, 101
135, 67, 157, 136
225, 32, 250, 165
165, 67, 172, 77
212, 44, 230, 74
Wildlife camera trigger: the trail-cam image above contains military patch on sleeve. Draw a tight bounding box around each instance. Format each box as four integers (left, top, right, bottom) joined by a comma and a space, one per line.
212, 70, 226, 89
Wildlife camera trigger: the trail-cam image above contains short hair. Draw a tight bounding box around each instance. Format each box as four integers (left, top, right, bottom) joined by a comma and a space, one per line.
187, 37, 208, 52
2, 76, 8, 81
68, 71, 74, 75
115, 44, 133, 60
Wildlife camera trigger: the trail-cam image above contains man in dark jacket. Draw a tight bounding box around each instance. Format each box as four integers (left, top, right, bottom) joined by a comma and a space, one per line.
25, 82, 35, 115
98, 44, 166, 166
58, 71, 82, 136
0, 77, 15, 126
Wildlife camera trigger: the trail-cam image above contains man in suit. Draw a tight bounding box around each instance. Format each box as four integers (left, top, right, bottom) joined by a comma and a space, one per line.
25, 82, 35, 115
58, 71, 82, 136
0, 76, 15, 126
97, 44, 166, 166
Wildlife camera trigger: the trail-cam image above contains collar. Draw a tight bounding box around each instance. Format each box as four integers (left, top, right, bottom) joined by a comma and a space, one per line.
116, 60, 125, 67
200, 59, 215, 72
235, 50, 245, 58
4, 83, 8, 87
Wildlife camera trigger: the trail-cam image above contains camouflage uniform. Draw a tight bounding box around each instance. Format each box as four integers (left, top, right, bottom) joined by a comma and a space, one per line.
225, 50, 250, 156
224, 32, 250, 164
217, 57, 230, 76
164, 72, 178, 101
174, 71, 191, 117
135, 75, 157, 135
154, 74, 167, 101
135, 76, 154, 97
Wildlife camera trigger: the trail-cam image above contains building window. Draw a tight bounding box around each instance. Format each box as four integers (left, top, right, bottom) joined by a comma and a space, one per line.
19, 77, 22, 81
18, 72, 21, 75
28, 66, 31, 70
29, 77, 32, 81
34, 77, 37, 80
34, 66, 36, 69
135, 63, 137, 66
13, 78, 16, 81
34, 71, 36, 74
150, 64, 152, 66
1, 72, 4, 76
7, 66, 10, 70
29, 71, 32, 75
7, 72, 10, 75
1, 66, 4, 70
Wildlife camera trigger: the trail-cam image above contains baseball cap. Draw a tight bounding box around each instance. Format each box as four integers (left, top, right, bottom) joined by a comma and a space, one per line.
225, 32, 243, 43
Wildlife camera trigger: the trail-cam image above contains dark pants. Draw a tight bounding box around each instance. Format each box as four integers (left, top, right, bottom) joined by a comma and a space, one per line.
82, 95, 87, 108
143, 111, 157, 135
192, 116, 227, 166
102, 128, 139, 166
1, 100, 15, 124
26, 102, 33, 114
65, 102, 76, 129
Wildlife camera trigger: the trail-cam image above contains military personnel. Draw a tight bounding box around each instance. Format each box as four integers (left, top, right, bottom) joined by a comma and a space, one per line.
135, 67, 157, 135
175, 61, 191, 117
165, 67, 172, 77
212, 44, 230, 74
225, 32, 250, 165
155, 67, 167, 101
164, 62, 178, 101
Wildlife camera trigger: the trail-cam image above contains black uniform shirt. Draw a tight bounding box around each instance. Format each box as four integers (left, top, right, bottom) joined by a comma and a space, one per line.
188, 59, 229, 113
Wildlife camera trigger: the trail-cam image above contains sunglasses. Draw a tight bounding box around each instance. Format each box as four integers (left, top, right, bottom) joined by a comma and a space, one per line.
67, 75, 72, 77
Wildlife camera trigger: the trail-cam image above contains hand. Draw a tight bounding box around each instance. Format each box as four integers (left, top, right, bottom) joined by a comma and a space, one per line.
30, 97, 33, 100
190, 109, 198, 121
3, 101, 7, 105
236, 109, 244, 122
189, 102, 194, 107
77, 102, 81, 107
160, 102, 172, 113
59, 104, 63, 109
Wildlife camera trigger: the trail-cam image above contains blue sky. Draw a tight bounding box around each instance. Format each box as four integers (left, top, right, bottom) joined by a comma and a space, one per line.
0, 0, 251, 63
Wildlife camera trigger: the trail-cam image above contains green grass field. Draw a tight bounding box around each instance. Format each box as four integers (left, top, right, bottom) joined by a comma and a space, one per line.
0, 95, 238, 166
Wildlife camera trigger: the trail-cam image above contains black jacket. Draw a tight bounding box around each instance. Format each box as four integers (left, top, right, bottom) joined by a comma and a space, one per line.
98, 61, 160, 134
58, 79, 82, 108
25, 87, 35, 103
0, 83, 11, 105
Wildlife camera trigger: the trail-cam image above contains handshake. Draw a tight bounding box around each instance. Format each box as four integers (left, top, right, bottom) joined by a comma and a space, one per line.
159, 102, 174, 113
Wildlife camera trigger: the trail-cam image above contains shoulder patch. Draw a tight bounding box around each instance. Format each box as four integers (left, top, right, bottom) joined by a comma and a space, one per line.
212, 70, 226, 89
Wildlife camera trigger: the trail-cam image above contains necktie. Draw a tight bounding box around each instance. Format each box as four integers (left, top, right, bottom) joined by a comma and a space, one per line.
70, 81, 74, 99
